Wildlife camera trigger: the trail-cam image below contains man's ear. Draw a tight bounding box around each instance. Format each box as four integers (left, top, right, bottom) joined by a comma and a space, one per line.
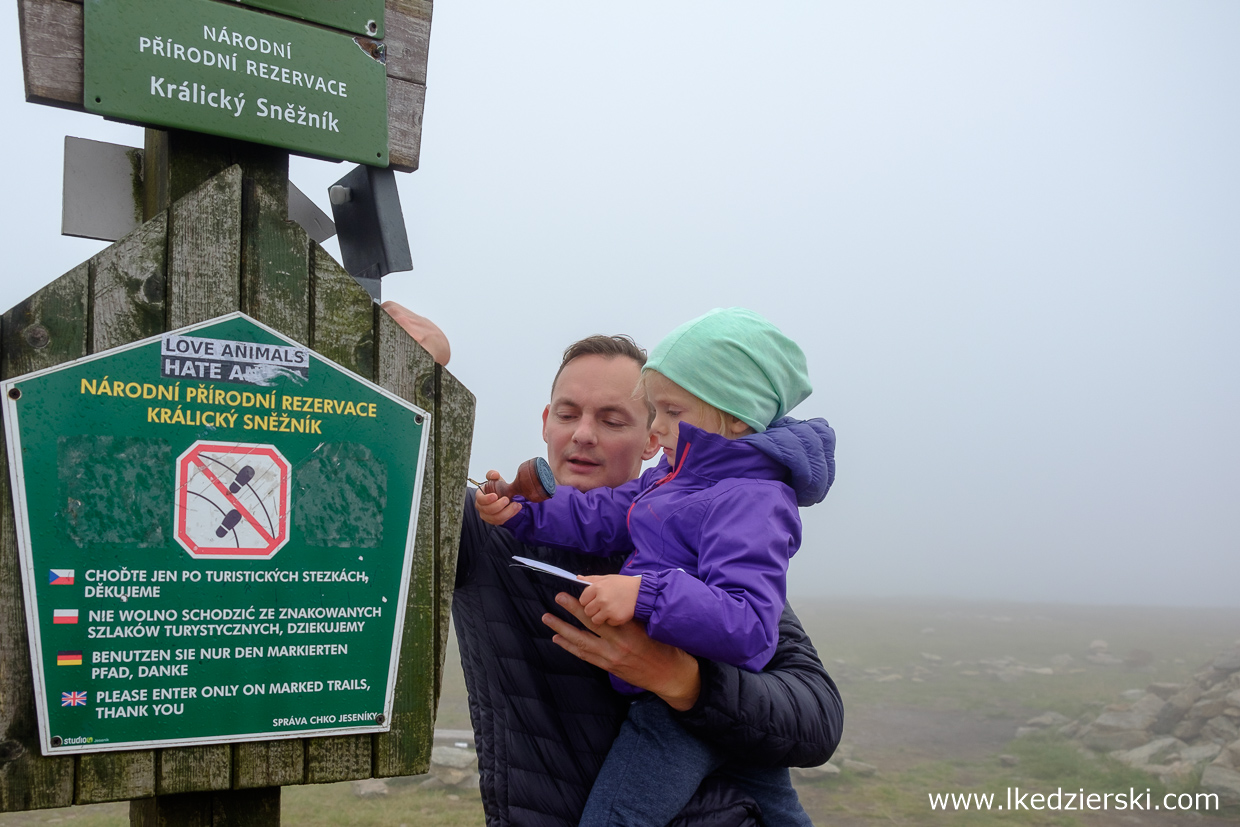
641, 430, 660, 461
541, 405, 551, 444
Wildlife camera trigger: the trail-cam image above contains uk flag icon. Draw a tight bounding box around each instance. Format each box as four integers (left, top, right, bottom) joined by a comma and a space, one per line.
61, 691, 87, 707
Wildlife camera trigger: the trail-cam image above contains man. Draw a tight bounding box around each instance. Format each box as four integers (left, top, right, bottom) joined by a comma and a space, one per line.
386, 306, 841, 826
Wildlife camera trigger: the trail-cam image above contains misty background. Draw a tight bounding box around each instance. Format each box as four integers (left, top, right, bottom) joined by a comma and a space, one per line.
1, 2, 1236, 607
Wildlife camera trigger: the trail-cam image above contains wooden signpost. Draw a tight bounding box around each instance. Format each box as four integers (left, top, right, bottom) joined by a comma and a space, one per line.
3, 1, 474, 824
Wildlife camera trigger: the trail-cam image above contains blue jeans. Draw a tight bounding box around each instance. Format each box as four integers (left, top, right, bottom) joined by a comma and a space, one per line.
579, 696, 814, 826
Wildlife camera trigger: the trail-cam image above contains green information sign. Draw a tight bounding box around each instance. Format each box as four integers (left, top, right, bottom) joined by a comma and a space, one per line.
2, 314, 429, 754
236, 0, 386, 39
84, 0, 389, 166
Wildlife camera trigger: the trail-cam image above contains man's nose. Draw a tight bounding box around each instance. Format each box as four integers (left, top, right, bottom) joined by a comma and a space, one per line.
572, 418, 598, 445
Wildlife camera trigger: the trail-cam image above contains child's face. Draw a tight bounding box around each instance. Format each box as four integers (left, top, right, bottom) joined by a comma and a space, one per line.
645, 373, 722, 463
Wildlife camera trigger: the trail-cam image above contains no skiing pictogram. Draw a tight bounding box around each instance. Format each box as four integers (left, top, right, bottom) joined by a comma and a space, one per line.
174, 441, 291, 559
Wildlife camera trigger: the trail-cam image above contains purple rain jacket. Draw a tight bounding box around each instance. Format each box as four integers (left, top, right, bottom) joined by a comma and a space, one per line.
504, 416, 836, 684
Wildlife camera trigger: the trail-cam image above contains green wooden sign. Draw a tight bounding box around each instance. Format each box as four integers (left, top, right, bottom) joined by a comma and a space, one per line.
236, 0, 385, 39
84, 0, 389, 166
2, 314, 429, 754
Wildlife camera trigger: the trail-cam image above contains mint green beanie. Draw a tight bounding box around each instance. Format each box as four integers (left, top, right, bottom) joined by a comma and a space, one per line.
644, 308, 812, 433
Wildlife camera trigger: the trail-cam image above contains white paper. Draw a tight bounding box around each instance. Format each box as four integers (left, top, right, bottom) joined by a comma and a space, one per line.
511, 555, 586, 585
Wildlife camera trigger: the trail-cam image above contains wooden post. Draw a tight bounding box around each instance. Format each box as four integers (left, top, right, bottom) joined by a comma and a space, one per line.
0, 127, 475, 820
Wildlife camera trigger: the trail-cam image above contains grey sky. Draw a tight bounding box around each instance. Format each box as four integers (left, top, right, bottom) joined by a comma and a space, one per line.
2, 2, 1236, 606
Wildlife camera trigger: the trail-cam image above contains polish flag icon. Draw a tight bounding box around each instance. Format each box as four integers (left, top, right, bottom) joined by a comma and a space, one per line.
53, 609, 79, 624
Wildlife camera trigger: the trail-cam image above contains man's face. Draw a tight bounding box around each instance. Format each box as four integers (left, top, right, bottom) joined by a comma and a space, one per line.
542, 354, 658, 491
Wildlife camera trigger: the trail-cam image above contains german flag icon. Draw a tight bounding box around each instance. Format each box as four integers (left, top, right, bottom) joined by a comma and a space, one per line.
57, 651, 83, 666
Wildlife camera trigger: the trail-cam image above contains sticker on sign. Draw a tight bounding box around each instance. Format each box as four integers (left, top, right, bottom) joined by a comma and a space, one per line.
175, 441, 291, 559
161, 333, 310, 385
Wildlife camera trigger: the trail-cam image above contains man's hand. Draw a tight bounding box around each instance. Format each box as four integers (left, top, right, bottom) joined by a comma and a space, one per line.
381, 301, 451, 366
542, 593, 702, 711
577, 574, 641, 626
474, 470, 523, 525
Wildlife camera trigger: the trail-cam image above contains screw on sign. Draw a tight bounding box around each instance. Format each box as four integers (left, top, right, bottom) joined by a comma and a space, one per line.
175, 441, 291, 559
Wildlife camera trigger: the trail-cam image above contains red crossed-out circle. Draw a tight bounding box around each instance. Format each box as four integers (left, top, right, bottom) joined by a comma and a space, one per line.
174, 441, 291, 559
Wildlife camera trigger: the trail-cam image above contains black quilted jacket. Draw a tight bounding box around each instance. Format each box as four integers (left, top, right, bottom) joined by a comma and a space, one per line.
452, 494, 843, 827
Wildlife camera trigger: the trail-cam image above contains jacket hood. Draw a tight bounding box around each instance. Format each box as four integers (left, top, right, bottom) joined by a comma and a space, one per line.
673, 417, 835, 508
743, 417, 836, 507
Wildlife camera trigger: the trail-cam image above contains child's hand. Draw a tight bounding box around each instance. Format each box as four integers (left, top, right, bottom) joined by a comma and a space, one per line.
475, 470, 523, 525
577, 575, 642, 626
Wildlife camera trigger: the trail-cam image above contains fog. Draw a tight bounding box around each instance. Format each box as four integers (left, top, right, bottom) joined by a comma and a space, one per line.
2, 3, 1236, 606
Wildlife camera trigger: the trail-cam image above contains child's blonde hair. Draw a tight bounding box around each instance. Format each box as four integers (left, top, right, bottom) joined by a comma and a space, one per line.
637, 370, 753, 438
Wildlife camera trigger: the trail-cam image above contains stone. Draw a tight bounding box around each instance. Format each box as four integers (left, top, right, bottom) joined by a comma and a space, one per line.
1015, 727, 1040, 738
1081, 728, 1151, 752
351, 778, 389, 798
1089, 639, 1109, 652
1180, 743, 1223, 765
1226, 690, 1240, 708
792, 763, 841, 780
432, 767, 475, 786
921, 653, 942, 663
1057, 722, 1081, 738
1111, 737, 1185, 768
431, 745, 478, 770
1049, 654, 1075, 670
1172, 717, 1205, 741
1026, 712, 1072, 728
418, 776, 446, 790
999, 754, 1019, 767
1213, 651, 1240, 673
1190, 698, 1228, 721
1093, 708, 1158, 733
1025, 667, 1054, 676
1120, 689, 1146, 701
842, 760, 877, 776
1086, 653, 1124, 666
1147, 682, 1185, 700
1155, 761, 1196, 785
1203, 716, 1239, 743
1201, 765, 1240, 805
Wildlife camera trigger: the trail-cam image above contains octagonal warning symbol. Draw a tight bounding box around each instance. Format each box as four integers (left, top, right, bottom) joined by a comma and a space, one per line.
174, 441, 291, 559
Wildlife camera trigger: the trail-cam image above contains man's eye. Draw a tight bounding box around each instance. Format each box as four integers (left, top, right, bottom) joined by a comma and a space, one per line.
603, 420, 626, 428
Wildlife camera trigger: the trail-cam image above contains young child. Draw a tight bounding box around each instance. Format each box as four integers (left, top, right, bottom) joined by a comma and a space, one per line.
477, 307, 836, 826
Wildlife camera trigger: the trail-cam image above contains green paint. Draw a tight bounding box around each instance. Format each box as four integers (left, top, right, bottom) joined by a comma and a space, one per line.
2, 314, 428, 754
84, 0, 389, 166
236, 0, 385, 39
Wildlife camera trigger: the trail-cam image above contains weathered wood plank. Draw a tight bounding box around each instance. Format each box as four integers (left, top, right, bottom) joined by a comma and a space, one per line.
0, 264, 90, 811
91, 212, 167, 353
372, 309, 437, 776
231, 177, 310, 791
385, 0, 432, 86
210, 786, 280, 826
167, 165, 243, 329
387, 78, 426, 173
433, 367, 474, 702
241, 178, 311, 343
17, 0, 84, 111
159, 165, 243, 793
309, 246, 375, 373
304, 734, 370, 785
156, 745, 231, 795
1, 263, 88, 380
75, 752, 155, 804
74, 209, 172, 805
231, 741, 304, 790
131, 792, 213, 827
300, 247, 375, 783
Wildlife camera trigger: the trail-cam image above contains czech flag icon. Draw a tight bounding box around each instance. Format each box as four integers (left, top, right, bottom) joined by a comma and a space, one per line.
49, 569, 74, 585
53, 609, 78, 624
